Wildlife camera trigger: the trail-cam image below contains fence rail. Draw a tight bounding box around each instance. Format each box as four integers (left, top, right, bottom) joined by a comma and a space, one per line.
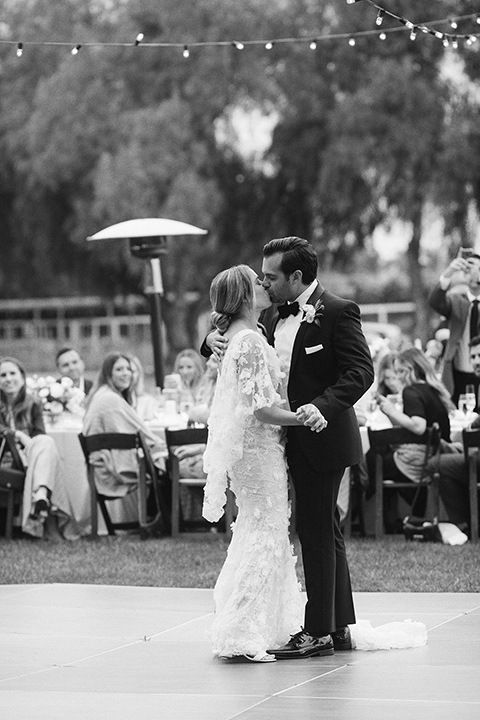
0, 298, 417, 373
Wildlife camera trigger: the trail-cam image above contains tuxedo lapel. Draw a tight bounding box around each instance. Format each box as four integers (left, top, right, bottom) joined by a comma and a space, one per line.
289, 283, 325, 376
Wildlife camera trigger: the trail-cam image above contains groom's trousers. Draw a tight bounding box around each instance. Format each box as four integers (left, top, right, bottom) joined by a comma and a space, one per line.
287, 437, 356, 637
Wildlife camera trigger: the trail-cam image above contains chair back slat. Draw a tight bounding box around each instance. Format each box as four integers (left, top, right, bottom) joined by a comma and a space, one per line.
79, 433, 139, 457
165, 427, 208, 449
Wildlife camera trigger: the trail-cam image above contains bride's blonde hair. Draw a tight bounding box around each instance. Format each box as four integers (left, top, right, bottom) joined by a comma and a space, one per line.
210, 264, 254, 332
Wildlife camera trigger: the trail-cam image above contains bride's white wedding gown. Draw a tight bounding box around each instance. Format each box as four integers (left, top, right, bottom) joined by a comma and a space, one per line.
202, 328, 427, 658
203, 329, 303, 658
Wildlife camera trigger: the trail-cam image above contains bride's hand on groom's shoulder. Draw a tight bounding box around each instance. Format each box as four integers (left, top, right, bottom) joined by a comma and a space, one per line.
296, 404, 328, 432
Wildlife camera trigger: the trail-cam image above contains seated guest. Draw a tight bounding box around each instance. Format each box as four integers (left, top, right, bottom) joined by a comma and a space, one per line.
83, 352, 166, 501
56, 347, 93, 396
427, 336, 480, 535
354, 352, 401, 427
0, 357, 70, 539
173, 349, 205, 406
174, 356, 219, 525
129, 355, 158, 422
186, 355, 219, 426
376, 352, 402, 397
366, 346, 455, 530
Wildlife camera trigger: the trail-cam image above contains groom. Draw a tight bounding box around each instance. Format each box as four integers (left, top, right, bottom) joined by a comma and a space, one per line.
259, 237, 374, 658
203, 236, 374, 657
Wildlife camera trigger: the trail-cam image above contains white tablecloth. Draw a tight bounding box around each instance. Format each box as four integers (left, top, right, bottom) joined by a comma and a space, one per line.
47, 411, 185, 539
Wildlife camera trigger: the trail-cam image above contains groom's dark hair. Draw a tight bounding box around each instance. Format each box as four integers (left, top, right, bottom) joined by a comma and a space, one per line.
263, 236, 317, 284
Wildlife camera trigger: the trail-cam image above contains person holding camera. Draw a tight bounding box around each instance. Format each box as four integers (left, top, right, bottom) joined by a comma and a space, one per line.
429, 249, 480, 406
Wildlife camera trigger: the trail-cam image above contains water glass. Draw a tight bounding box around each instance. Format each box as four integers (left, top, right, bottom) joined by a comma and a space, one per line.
458, 394, 467, 414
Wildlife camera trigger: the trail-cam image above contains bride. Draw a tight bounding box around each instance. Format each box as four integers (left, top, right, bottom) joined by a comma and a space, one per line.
202, 264, 315, 662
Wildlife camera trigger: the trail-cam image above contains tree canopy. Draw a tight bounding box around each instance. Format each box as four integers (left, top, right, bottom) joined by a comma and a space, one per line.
2, 0, 480, 347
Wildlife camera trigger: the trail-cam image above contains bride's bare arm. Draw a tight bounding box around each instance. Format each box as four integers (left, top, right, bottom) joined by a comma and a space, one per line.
254, 405, 302, 426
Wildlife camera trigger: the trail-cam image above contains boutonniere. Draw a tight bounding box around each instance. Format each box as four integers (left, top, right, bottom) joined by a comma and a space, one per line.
301, 299, 325, 327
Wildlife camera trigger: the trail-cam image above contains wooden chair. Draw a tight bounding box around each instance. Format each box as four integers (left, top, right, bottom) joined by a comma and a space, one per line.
79, 432, 167, 538
368, 423, 441, 538
165, 427, 236, 539
462, 428, 480, 543
0, 431, 26, 539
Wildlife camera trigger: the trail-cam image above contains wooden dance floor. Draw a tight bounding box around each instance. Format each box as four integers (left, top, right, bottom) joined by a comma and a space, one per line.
0, 584, 479, 720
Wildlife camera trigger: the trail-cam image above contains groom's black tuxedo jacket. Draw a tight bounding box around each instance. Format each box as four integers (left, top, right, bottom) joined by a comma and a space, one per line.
261, 282, 374, 474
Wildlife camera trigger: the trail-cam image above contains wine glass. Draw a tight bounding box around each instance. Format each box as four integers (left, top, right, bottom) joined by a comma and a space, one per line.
465, 384, 476, 414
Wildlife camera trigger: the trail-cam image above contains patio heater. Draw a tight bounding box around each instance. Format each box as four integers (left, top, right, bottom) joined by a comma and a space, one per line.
87, 218, 208, 388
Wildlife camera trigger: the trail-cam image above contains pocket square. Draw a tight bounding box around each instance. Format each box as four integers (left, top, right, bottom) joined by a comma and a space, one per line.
305, 343, 323, 355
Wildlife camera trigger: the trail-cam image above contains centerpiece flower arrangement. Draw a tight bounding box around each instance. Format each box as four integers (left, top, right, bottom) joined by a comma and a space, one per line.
26, 375, 86, 420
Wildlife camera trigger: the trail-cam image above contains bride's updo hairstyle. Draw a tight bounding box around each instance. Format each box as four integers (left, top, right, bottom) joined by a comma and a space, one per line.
210, 264, 254, 332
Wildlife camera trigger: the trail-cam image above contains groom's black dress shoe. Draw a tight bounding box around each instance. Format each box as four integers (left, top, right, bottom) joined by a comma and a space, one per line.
331, 626, 352, 651
268, 630, 334, 659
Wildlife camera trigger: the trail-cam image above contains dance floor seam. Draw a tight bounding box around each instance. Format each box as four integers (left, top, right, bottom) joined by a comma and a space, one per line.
0, 585, 479, 720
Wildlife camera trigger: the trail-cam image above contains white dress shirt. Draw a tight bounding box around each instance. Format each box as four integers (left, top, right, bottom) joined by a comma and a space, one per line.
274, 280, 318, 375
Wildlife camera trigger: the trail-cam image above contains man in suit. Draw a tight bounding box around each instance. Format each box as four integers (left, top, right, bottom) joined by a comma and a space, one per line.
260, 237, 374, 658
55, 347, 93, 396
203, 237, 374, 658
430, 252, 480, 406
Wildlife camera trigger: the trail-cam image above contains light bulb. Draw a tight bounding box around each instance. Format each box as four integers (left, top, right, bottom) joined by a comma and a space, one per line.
16, 42, 23, 57
183, 45, 189, 58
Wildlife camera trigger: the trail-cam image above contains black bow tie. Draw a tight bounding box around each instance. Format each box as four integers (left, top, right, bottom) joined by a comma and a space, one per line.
277, 301, 300, 319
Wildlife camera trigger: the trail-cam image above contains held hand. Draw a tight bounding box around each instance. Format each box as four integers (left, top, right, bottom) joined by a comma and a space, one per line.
206, 330, 228, 361
296, 404, 328, 432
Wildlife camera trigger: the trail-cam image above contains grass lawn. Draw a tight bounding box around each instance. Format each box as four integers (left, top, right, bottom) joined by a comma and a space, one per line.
0, 533, 478, 592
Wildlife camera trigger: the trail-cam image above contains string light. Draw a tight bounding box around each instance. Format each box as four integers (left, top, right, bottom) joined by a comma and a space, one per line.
182, 45, 189, 58
2, 4, 480, 58
379, 32, 386, 41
